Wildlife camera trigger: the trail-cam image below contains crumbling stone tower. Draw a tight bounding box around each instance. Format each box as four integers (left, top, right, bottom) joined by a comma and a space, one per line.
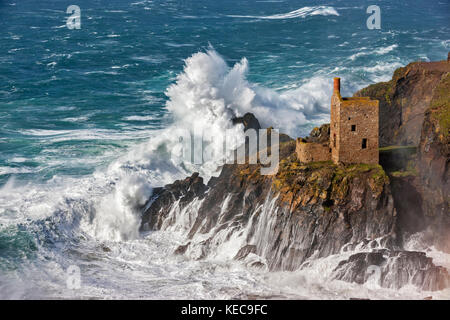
330, 78, 379, 164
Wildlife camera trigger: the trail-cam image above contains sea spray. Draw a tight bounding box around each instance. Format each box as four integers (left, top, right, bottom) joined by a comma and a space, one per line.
91, 174, 153, 241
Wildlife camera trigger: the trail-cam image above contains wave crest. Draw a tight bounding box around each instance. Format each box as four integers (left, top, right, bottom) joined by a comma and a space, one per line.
228, 6, 339, 20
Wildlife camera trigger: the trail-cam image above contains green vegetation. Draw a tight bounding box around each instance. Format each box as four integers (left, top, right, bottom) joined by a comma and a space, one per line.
379, 145, 418, 176
378, 145, 417, 152
272, 153, 389, 209
357, 80, 393, 105
430, 74, 450, 138
355, 64, 411, 104
390, 170, 416, 178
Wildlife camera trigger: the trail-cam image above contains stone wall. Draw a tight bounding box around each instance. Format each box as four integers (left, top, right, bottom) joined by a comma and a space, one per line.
337, 98, 379, 164
296, 139, 331, 163
331, 78, 379, 164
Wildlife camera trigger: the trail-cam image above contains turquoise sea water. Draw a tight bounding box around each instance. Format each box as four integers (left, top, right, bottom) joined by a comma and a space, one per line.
0, 0, 449, 299
1, 0, 449, 185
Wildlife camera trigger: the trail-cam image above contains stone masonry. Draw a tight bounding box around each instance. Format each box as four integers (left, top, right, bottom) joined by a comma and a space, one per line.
296, 78, 379, 165
296, 138, 330, 162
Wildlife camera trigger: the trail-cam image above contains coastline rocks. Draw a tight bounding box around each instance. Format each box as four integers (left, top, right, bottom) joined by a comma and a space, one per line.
332, 250, 449, 291
140, 143, 398, 271
140, 172, 207, 231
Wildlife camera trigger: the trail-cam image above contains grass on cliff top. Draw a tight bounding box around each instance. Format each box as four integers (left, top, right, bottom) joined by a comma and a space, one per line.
430, 73, 450, 138
273, 155, 388, 200
355, 65, 409, 103
358, 64, 449, 138
378, 145, 417, 176
379, 145, 417, 152
390, 170, 417, 178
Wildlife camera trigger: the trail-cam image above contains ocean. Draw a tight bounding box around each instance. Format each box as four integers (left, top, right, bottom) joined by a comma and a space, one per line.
0, 0, 449, 299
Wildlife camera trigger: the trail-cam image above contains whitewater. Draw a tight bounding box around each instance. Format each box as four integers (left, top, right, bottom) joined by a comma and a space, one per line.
1, 0, 449, 299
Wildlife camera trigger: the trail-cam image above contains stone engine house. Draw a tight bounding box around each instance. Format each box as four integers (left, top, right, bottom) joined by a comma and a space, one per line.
296, 78, 379, 164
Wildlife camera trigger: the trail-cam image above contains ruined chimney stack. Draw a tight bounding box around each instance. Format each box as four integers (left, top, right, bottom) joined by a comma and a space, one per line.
334, 77, 340, 93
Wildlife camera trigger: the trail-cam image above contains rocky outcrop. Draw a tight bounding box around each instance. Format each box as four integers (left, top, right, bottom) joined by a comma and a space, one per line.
416, 72, 450, 252
304, 123, 330, 144
142, 142, 397, 266
139, 58, 450, 292
140, 137, 449, 290
355, 60, 450, 147
333, 250, 449, 291
141, 172, 207, 231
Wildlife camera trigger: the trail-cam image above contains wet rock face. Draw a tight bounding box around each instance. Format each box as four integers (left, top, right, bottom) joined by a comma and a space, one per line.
261, 157, 396, 270
140, 146, 397, 270
140, 172, 207, 231
333, 250, 450, 291
416, 73, 450, 252
139, 153, 450, 291
138, 120, 447, 291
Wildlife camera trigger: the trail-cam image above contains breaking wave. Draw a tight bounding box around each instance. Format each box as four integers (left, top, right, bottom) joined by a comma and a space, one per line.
227, 6, 339, 20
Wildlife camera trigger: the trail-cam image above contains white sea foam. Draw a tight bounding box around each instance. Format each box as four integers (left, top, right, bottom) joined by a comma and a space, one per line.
10, 157, 28, 163
124, 115, 156, 121
349, 51, 369, 61
0, 166, 33, 175
18, 128, 152, 143
375, 44, 398, 55
132, 55, 168, 64
19, 129, 73, 136
227, 6, 339, 20
62, 116, 89, 122
348, 44, 397, 61
362, 61, 404, 82
83, 70, 119, 75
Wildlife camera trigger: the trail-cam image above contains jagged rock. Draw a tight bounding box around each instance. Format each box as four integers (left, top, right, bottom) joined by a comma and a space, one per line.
140, 172, 207, 231
232, 112, 261, 131
333, 250, 450, 291
234, 245, 257, 260
355, 59, 450, 147
141, 145, 397, 271
174, 242, 191, 255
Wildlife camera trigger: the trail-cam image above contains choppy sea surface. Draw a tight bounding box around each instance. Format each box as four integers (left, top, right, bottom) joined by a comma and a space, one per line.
0, 0, 449, 299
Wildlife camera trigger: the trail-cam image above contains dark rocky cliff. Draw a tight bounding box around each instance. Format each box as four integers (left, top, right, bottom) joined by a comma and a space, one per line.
416, 72, 449, 252
139, 59, 450, 292
355, 60, 450, 147
357, 58, 449, 253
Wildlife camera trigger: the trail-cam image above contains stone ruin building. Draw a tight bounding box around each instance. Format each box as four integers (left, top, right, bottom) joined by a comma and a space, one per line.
296, 78, 379, 164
